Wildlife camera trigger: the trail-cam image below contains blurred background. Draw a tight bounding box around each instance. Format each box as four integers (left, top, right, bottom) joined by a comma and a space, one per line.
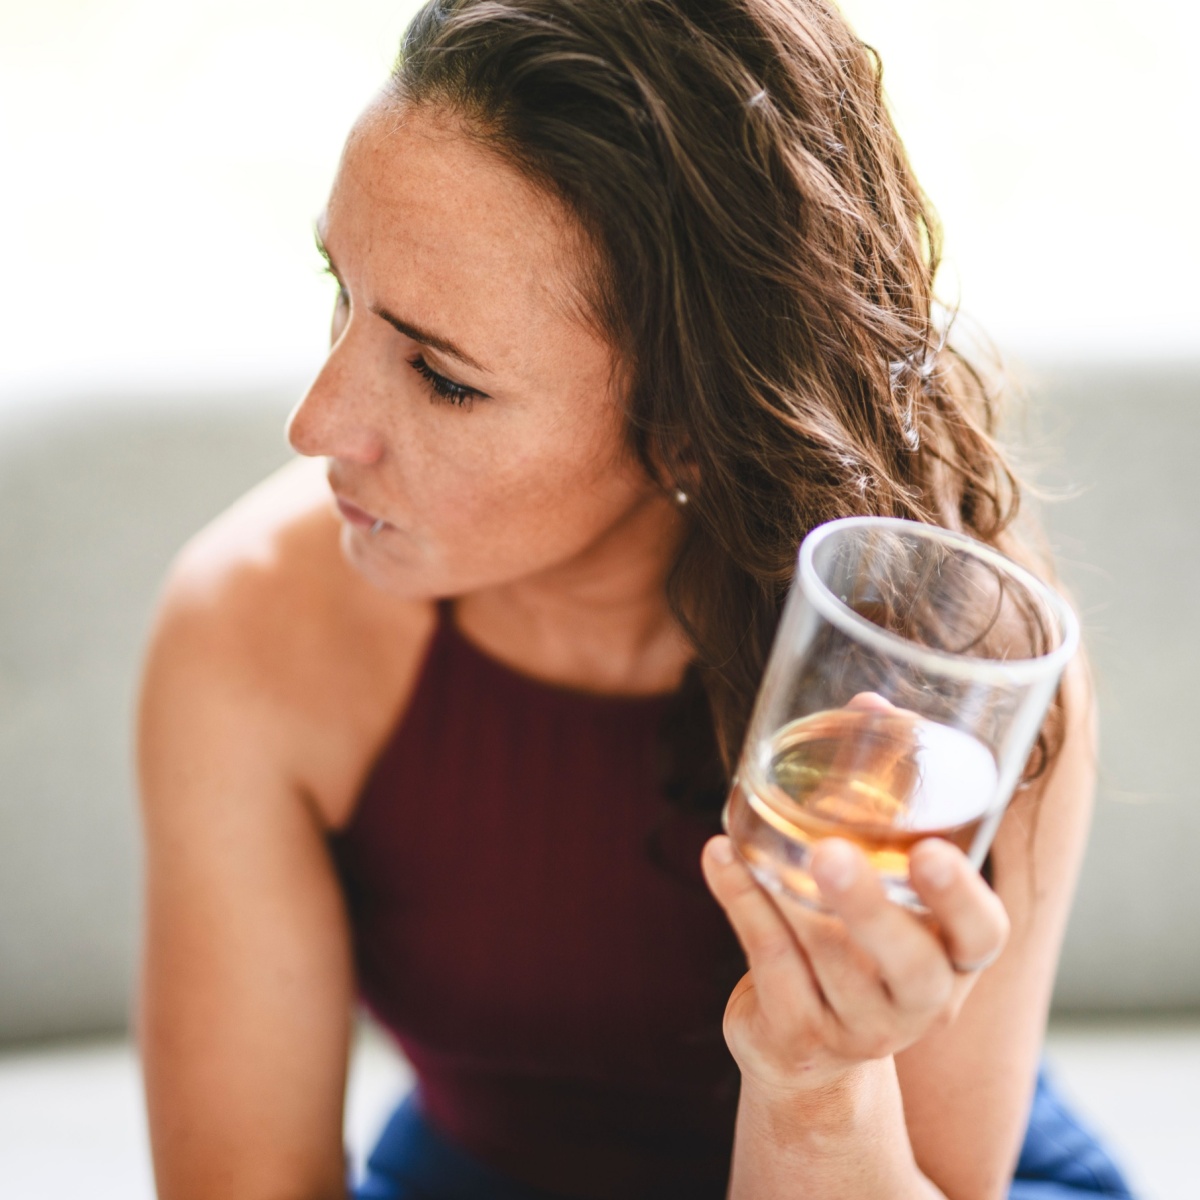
1, 0, 1197, 1196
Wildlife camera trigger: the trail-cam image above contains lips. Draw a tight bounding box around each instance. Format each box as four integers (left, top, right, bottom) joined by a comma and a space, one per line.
334, 494, 387, 531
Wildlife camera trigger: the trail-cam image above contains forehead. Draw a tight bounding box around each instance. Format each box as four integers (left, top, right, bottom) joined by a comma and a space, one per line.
324, 99, 601, 373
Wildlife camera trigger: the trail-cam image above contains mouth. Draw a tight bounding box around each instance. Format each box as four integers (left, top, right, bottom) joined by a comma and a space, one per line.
333, 493, 389, 532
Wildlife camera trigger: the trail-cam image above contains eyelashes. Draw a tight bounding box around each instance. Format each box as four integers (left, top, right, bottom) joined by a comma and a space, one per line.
408, 354, 482, 408
320, 263, 349, 308
319, 263, 482, 410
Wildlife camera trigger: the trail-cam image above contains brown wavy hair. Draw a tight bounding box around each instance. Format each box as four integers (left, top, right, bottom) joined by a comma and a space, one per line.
391, 0, 1056, 798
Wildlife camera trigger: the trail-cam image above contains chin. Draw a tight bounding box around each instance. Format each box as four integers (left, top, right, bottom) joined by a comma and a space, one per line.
338, 523, 451, 600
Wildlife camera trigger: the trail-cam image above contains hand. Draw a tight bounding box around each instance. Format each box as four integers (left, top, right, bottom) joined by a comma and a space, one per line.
701, 831, 1009, 1097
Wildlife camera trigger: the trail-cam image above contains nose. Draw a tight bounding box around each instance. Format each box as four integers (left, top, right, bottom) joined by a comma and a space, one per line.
286, 343, 386, 465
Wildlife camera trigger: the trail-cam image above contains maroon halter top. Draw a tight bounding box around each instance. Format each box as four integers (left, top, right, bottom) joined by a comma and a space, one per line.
330, 602, 744, 1199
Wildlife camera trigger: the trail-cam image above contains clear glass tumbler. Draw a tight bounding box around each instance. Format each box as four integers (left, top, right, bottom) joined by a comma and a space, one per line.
723, 516, 1079, 910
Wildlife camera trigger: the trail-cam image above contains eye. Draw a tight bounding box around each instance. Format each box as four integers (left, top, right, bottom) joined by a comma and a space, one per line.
409, 355, 484, 409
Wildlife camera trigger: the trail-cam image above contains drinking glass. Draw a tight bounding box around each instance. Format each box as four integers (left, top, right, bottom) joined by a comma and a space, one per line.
723, 516, 1079, 911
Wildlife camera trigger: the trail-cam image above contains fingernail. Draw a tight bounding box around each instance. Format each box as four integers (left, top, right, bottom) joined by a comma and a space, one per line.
708, 837, 735, 866
815, 841, 856, 892
918, 843, 955, 890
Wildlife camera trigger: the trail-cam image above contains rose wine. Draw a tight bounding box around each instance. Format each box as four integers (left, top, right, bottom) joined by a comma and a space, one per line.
726, 706, 999, 907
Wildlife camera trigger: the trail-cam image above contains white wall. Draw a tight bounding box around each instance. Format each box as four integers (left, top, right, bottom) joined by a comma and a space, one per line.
841, 0, 1200, 362
2, 0, 1196, 404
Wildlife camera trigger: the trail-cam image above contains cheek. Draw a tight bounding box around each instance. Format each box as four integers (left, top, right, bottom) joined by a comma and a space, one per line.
453, 429, 622, 534
407, 408, 645, 566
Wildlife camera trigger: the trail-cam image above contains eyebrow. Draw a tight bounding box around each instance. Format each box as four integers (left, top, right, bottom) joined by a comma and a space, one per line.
313, 223, 490, 375
371, 306, 489, 374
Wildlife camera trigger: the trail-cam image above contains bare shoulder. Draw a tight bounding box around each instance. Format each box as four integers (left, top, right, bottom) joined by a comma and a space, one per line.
140, 455, 436, 828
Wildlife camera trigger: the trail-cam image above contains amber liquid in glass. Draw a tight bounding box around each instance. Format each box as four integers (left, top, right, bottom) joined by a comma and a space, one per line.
728, 707, 999, 906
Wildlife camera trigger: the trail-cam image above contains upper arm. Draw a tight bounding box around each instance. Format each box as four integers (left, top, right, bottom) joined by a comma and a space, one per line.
895, 655, 1097, 1199
137, 551, 354, 1200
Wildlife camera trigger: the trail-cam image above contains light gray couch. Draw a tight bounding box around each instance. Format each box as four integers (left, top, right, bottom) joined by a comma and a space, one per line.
2, 363, 1198, 1045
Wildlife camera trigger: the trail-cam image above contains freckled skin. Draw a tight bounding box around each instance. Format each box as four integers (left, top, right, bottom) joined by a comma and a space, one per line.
288, 99, 678, 616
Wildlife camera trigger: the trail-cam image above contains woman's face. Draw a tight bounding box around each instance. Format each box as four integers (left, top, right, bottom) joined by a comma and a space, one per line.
287, 98, 675, 600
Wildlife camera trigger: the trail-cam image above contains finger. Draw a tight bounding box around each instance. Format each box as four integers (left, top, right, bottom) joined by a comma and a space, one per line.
908, 838, 1010, 974
783, 898, 894, 1032
701, 837, 824, 1026
845, 692, 895, 712
810, 839, 953, 1013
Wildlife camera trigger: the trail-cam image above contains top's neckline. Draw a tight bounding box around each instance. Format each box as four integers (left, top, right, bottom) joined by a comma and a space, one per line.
438, 599, 685, 710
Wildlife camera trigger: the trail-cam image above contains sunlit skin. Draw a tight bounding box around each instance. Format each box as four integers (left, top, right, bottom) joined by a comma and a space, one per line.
136, 93, 1095, 1200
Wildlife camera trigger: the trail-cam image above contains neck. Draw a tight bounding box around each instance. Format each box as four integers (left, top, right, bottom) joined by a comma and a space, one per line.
456, 494, 692, 696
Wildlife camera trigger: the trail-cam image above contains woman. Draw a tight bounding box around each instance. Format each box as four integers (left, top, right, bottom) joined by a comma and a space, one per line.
136, 1, 1133, 1197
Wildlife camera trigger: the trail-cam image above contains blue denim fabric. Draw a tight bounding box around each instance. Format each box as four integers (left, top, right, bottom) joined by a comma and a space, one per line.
354, 1092, 559, 1200
353, 1066, 1135, 1199
1008, 1066, 1134, 1198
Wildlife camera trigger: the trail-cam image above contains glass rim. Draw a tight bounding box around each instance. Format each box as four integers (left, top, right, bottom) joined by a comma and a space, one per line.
797, 516, 1080, 684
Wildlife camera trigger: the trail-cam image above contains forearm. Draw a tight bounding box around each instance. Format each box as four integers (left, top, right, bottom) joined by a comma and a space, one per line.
728, 1058, 945, 1200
